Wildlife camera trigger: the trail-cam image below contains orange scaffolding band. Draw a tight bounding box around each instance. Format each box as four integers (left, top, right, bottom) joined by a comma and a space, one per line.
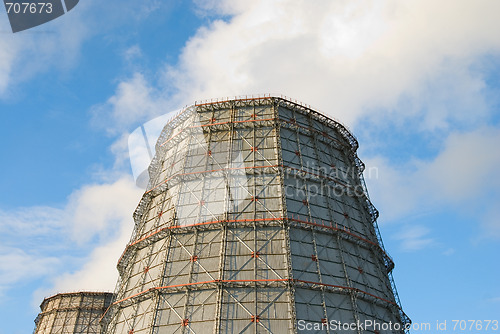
108, 278, 398, 311
117, 217, 392, 270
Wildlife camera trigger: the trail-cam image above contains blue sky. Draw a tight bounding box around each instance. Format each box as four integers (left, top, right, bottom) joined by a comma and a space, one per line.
1, 1, 500, 333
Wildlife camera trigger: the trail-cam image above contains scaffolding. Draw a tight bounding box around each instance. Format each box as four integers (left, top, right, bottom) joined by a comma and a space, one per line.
101, 96, 410, 333
33, 291, 113, 334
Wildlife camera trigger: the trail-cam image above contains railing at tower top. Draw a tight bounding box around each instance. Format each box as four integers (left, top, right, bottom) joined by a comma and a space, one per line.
193, 94, 358, 145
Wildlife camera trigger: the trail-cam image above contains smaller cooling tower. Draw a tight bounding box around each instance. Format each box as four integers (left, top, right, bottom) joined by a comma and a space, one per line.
33, 291, 114, 334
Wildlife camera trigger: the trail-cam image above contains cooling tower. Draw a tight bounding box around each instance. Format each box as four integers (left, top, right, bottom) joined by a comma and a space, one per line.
102, 96, 410, 333
33, 291, 113, 334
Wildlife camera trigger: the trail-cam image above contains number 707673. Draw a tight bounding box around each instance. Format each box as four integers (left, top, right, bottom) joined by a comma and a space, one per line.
452, 320, 499, 331
5, 2, 53, 14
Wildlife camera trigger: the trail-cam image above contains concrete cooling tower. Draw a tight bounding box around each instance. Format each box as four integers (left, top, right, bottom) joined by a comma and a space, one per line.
33, 291, 113, 334
98, 96, 410, 333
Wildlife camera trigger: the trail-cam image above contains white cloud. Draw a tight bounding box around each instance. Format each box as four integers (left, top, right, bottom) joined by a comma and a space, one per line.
0, 206, 67, 238
44, 177, 141, 295
0, 207, 67, 296
0, 21, 21, 96
364, 127, 500, 238
442, 248, 455, 256
94, 0, 500, 144
85, 0, 500, 154
481, 206, 500, 239
91, 73, 170, 134
0, 0, 177, 99
488, 296, 500, 303
67, 178, 141, 244
0, 247, 59, 295
424, 129, 500, 200
36, 227, 130, 299
393, 225, 434, 252
161, 0, 500, 128
0, 176, 142, 302
0, 4, 90, 98
124, 45, 143, 63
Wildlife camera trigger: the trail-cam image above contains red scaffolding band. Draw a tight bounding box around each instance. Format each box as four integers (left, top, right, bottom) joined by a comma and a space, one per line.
107, 278, 398, 311
117, 217, 393, 272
